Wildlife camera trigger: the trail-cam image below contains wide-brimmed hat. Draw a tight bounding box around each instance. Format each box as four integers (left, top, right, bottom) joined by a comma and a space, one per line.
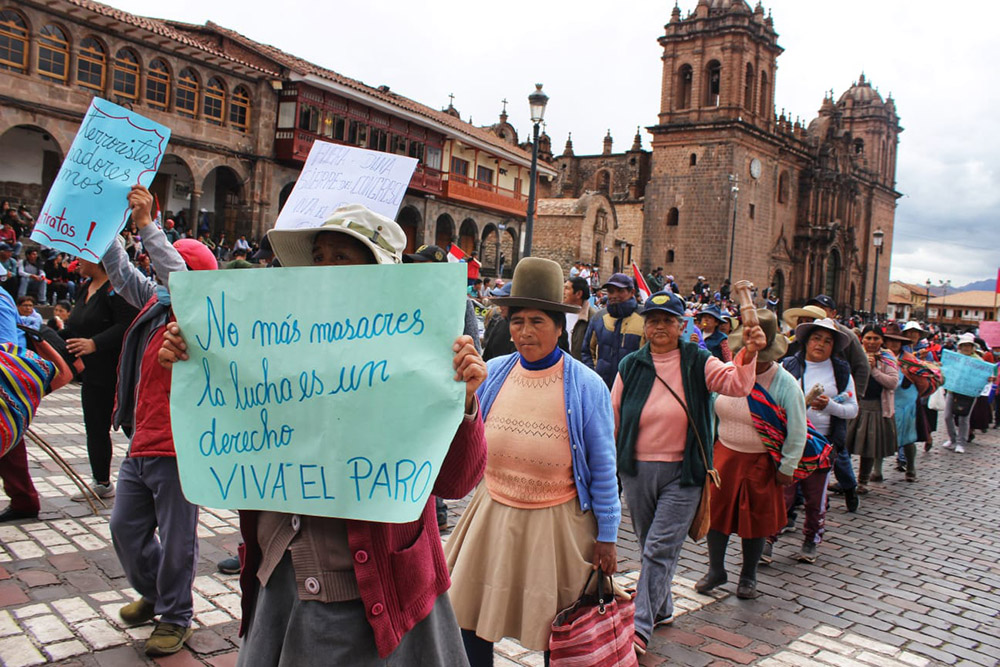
882, 322, 911, 343
902, 321, 928, 339
782, 304, 827, 329
795, 318, 850, 351
491, 257, 580, 313
957, 332, 977, 347
729, 309, 788, 363
640, 290, 685, 318
696, 304, 726, 323
266, 204, 405, 267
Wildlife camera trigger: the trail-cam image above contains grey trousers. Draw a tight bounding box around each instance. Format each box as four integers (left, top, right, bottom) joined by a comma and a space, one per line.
238, 552, 470, 667
944, 393, 971, 447
621, 460, 700, 642
109, 456, 199, 627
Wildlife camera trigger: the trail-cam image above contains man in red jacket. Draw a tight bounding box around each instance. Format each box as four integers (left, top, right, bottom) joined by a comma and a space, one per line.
159, 204, 488, 664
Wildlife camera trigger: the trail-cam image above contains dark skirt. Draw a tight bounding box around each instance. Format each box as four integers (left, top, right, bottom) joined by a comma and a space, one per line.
846, 399, 897, 459
709, 443, 786, 539
970, 396, 992, 431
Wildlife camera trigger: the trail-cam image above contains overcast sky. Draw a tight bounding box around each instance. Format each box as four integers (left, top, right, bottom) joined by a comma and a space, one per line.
110, 0, 1000, 288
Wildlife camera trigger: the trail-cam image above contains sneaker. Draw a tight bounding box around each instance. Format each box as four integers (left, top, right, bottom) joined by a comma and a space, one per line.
653, 614, 674, 628
217, 556, 241, 575
779, 514, 796, 535
895, 461, 907, 472
797, 541, 818, 564
144, 621, 193, 656
942, 440, 954, 450
71, 482, 115, 502
760, 541, 773, 565
119, 598, 156, 626
844, 488, 860, 513
955, 444, 965, 453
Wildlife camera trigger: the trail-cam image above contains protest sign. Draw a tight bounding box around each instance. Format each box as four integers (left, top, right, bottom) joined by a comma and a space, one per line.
30, 99, 170, 261
941, 349, 997, 398
273, 141, 417, 229
683, 316, 697, 341
168, 262, 466, 523
979, 321, 1000, 349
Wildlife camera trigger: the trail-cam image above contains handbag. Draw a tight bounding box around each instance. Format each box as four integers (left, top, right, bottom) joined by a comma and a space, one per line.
654, 373, 720, 542
549, 569, 638, 667
949, 392, 977, 417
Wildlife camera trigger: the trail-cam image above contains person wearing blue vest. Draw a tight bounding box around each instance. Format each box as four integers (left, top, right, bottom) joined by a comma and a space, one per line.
581, 273, 645, 388
772, 318, 858, 564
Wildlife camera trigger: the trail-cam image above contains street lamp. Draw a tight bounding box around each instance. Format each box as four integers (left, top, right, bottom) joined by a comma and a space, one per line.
869, 228, 884, 323
924, 278, 931, 321
938, 278, 951, 328
727, 174, 739, 285
522, 84, 548, 258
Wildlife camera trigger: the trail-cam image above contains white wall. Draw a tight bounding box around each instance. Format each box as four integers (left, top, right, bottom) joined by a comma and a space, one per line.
0, 127, 55, 183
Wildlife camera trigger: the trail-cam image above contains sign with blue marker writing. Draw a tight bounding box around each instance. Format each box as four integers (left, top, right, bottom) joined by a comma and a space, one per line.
168, 262, 466, 523
273, 141, 417, 229
30, 99, 170, 261
941, 349, 997, 398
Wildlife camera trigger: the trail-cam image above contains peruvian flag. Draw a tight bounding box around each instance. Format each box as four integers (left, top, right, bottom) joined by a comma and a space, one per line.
632, 262, 651, 301
447, 243, 466, 263
995, 267, 1000, 293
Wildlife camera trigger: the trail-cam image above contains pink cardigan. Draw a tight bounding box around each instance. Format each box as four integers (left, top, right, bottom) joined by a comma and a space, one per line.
869, 350, 899, 418
239, 412, 487, 658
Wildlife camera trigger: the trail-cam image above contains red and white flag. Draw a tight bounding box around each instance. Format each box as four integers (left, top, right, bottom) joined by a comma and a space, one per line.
447, 243, 466, 263
632, 262, 651, 301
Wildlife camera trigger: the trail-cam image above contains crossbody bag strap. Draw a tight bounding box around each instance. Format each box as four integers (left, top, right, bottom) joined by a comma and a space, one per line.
653, 372, 715, 480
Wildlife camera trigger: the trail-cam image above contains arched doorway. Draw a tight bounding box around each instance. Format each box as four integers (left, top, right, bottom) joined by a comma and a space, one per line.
458, 218, 477, 255
149, 154, 194, 230
0, 125, 63, 215
201, 166, 245, 242
500, 227, 517, 277
398, 206, 421, 254
849, 283, 857, 314
435, 214, 455, 250
824, 249, 841, 301
480, 224, 499, 276
772, 269, 785, 316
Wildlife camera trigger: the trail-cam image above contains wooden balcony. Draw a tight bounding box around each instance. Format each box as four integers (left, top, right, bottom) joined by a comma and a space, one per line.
409, 164, 444, 196
444, 174, 528, 217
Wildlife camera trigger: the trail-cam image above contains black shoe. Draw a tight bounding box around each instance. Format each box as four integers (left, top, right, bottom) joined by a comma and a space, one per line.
736, 578, 762, 599
844, 488, 860, 513
779, 514, 796, 535
694, 570, 728, 594
0, 506, 38, 523
759, 541, 773, 566
895, 461, 906, 472
217, 556, 241, 575
828, 482, 844, 495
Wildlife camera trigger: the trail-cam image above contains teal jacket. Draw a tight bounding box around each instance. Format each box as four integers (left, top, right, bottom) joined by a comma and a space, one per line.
615, 341, 714, 486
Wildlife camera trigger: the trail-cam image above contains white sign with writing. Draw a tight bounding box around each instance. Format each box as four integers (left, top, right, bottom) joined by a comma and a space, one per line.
274, 142, 418, 229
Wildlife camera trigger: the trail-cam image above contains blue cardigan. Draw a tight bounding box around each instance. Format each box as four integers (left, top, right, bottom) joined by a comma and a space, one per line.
477, 352, 622, 543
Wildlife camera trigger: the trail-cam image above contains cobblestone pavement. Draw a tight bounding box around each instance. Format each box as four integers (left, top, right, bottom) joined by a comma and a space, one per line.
0, 386, 998, 666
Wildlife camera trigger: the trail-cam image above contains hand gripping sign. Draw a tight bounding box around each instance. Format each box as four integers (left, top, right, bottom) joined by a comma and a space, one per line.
31, 98, 170, 260
168, 262, 467, 523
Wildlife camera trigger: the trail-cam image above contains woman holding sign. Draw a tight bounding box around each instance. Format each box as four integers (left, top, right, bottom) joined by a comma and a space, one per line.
160, 204, 489, 666
445, 257, 620, 664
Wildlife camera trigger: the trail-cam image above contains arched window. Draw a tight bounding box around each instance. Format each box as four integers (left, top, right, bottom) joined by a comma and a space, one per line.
854, 138, 864, 155
689, 153, 697, 167
77, 37, 105, 91
759, 71, 770, 117
111, 48, 139, 99
596, 170, 610, 195
676, 64, 693, 110
825, 249, 841, 298
38, 24, 69, 83
705, 60, 721, 106
743, 63, 754, 110
203, 77, 225, 124
175, 68, 198, 117
230, 85, 251, 131
666, 250, 675, 263
777, 170, 790, 204
0, 9, 28, 72
666, 207, 679, 227
145, 58, 169, 109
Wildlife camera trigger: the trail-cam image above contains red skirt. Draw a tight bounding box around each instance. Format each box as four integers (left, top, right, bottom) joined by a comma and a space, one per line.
709, 442, 786, 539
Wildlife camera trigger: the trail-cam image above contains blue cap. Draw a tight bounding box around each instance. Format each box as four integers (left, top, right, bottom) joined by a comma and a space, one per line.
640, 290, 685, 317
698, 304, 726, 322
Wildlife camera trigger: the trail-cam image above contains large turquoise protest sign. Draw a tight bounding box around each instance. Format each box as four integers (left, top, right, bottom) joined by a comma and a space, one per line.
941, 349, 997, 397
168, 263, 466, 523
31, 98, 170, 261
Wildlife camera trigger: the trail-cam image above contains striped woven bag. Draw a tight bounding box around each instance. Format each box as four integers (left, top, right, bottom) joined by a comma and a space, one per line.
0, 343, 56, 458
549, 570, 638, 666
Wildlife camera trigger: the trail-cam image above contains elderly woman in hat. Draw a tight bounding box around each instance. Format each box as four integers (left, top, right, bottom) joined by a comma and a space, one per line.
160, 204, 488, 666
695, 309, 805, 600
696, 304, 732, 362
845, 325, 899, 492
611, 290, 765, 653
445, 257, 619, 664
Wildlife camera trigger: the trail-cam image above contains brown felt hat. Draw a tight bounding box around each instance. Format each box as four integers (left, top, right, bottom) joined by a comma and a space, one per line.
491, 257, 580, 314
729, 308, 789, 363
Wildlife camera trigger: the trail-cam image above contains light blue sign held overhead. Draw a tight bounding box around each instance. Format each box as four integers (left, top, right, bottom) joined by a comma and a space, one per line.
31, 98, 170, 261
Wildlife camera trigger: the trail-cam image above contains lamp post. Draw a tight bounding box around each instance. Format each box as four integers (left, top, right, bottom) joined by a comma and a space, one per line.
522, 83, 548, 258
869, 228, 884, 323
727, 174, 739, 285
938, 279, 951, 328
924, 278, 931, 321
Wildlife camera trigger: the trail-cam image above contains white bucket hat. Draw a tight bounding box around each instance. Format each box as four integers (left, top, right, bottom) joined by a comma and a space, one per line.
266, 204, 405, 267
957, 332, 977, 347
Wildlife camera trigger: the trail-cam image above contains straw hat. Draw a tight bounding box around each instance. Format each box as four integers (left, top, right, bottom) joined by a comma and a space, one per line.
782, 304, 827, 330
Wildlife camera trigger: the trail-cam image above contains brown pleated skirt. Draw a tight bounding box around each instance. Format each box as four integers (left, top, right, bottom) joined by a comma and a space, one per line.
846, 398, 897, 458
708, 443, 786, 539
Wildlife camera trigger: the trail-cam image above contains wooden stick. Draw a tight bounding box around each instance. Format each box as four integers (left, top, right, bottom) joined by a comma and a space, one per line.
25, 428, 105, 515
732, 280, 759, 328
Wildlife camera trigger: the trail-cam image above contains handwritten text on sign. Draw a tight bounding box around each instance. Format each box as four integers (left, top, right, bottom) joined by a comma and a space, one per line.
273, 142, 417, 229
30, 99, 170, 261
168, 263, 466, 523
941, 349, 997, 398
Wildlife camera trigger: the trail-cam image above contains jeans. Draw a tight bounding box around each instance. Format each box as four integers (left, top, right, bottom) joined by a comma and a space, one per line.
831, 447, 857, 490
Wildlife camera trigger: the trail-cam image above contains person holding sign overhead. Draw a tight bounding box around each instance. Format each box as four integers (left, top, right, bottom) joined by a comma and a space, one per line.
159, 204, 488, 666
444, 257, 620, 665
